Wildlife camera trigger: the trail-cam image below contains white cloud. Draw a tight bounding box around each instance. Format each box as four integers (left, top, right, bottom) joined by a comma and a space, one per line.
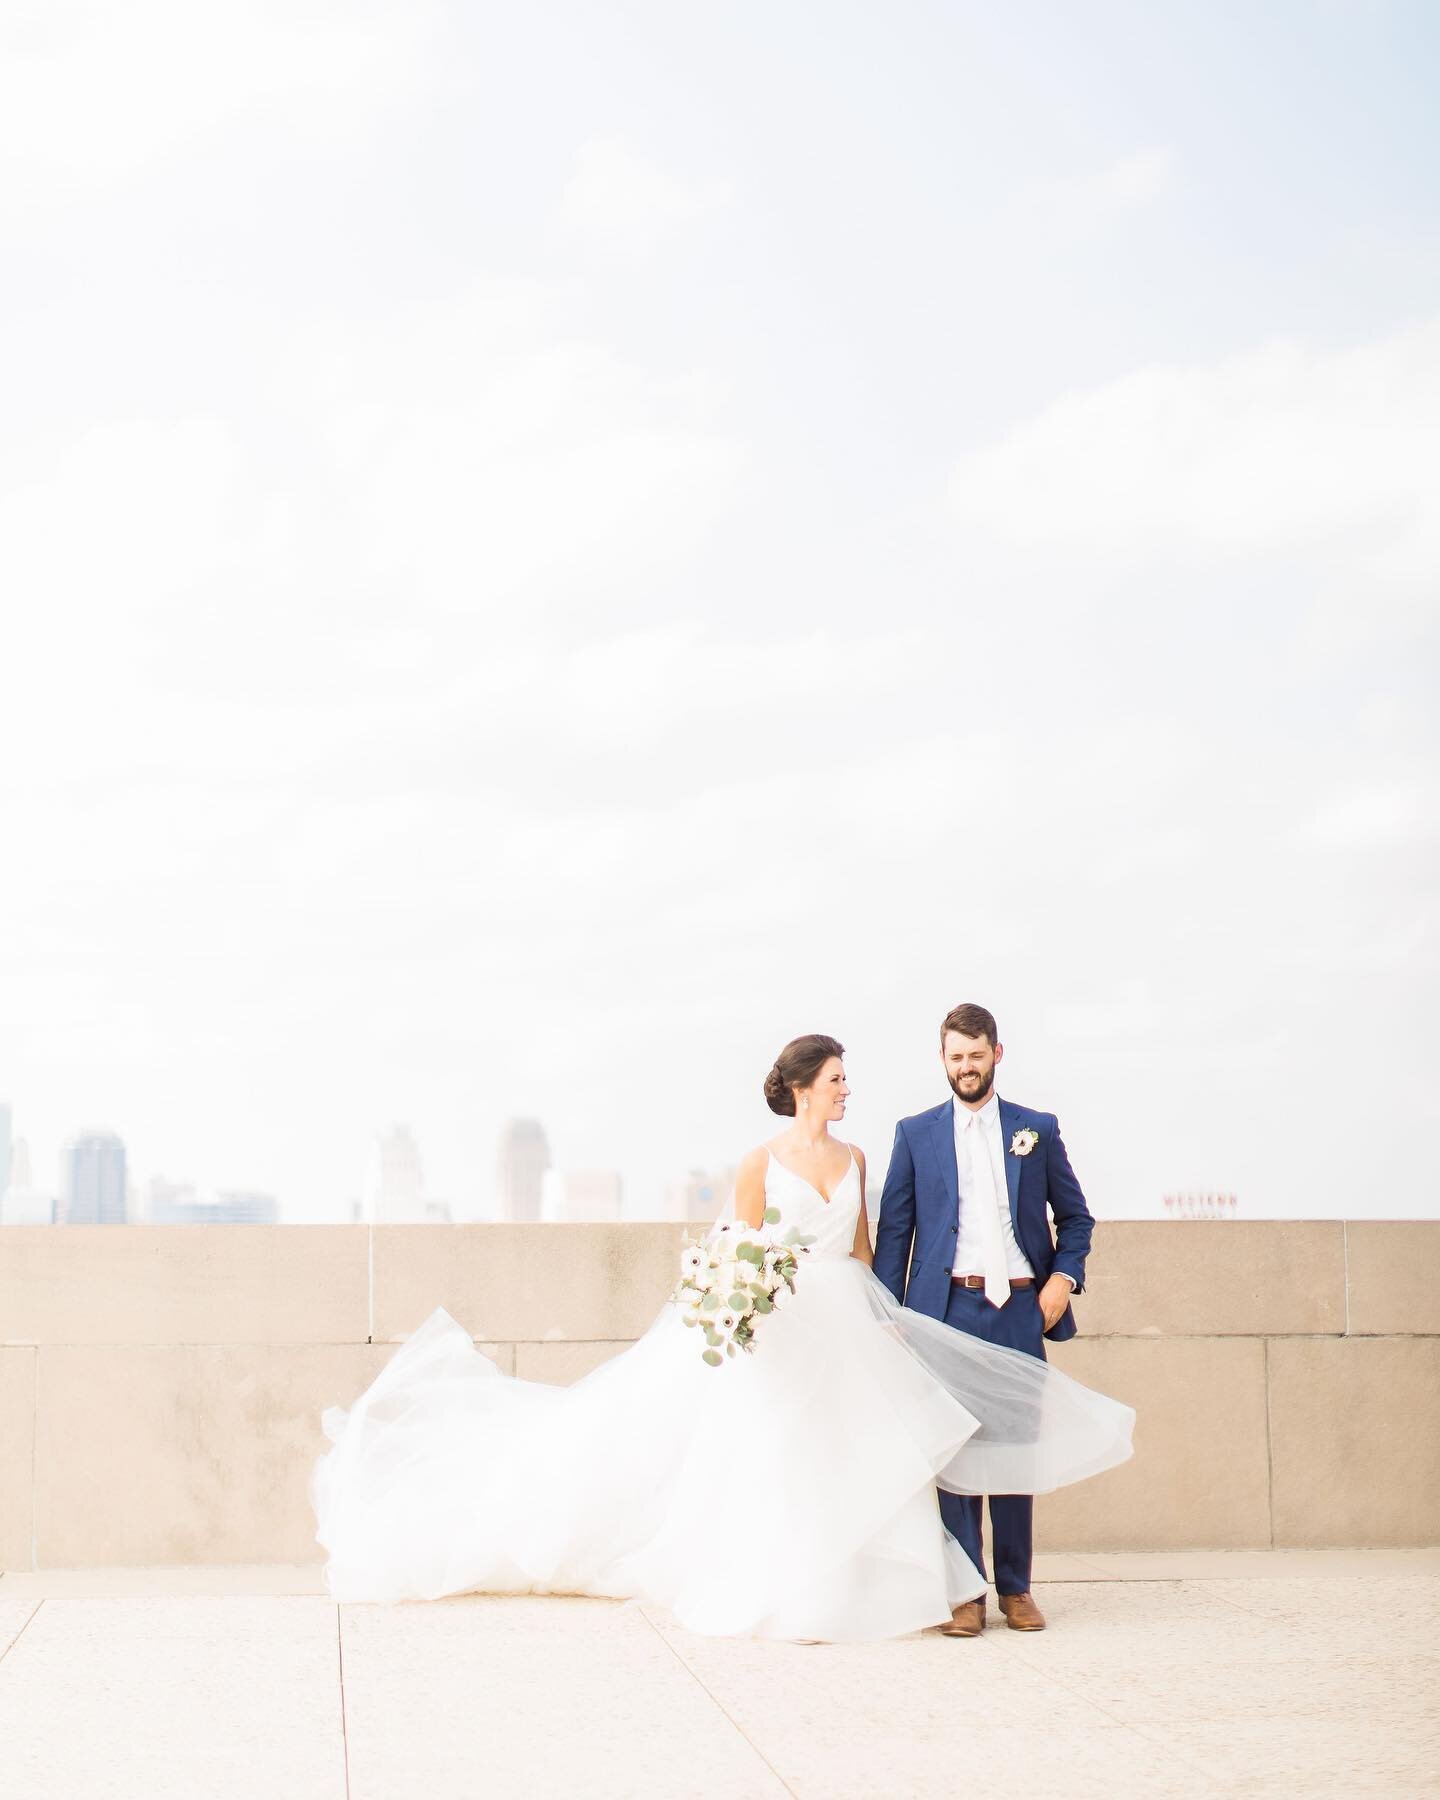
558, 138, 734, 254
0, 287, 747, 787
1295, 782, 1429, 850
0, 0, 435, 201
265, 284, 748, 622
948, 317, 1440, 578
1020, 144, 1175, 239
1101, 145, 1175, 208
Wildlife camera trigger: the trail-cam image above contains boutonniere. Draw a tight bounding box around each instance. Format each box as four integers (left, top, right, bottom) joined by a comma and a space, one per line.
1009, 1129, 1039, 1158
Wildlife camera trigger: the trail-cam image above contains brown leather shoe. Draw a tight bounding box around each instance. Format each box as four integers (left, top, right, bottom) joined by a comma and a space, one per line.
997, 1591, 1046, 1631
939, 1597, 986, 1638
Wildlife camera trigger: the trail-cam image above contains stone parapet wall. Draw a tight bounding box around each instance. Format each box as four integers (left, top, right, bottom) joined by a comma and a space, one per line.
1, 1221, 1436, 1567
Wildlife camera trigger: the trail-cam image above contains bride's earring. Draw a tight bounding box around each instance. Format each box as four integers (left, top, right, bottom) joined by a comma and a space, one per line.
801, 1097, 809, 1112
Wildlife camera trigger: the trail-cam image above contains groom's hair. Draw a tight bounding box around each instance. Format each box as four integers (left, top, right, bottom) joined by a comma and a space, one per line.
941, 1003, 997, 1048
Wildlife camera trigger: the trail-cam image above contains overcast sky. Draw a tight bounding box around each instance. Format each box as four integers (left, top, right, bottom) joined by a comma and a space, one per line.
2, 0, 1436, 1221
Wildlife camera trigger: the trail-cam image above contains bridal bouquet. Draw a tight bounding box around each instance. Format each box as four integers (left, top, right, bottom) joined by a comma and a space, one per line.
672, 1212, 814, 1367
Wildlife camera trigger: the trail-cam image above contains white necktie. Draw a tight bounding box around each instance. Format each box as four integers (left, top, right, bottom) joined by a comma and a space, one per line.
966, 1112, 1010, 1309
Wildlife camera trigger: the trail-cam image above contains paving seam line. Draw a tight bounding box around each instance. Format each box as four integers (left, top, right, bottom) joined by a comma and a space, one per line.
337, 1605, 352, 1800
635, 1609, 797, 1798
0, 1598, 44, 1669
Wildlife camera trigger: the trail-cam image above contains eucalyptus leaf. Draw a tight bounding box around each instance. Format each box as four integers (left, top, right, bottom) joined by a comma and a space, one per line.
763, 1206, 781, 1224
753, 1295, 773, 1313
702, 1349, 722, 1367
700, 1291, 719, 1312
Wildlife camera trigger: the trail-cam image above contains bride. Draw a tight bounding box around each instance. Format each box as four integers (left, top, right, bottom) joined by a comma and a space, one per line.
312, 1034, 1134, 1641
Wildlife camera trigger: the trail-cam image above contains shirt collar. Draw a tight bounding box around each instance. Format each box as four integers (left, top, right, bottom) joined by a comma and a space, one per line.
952, 1090, 999, 1129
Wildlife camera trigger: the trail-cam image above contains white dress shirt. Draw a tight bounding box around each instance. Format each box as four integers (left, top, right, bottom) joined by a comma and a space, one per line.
952, 1092, 1035, 1280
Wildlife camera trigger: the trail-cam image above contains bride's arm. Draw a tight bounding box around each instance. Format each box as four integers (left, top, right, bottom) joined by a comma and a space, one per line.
733, 1148, 768, 1229
849, 1147, 873, 1267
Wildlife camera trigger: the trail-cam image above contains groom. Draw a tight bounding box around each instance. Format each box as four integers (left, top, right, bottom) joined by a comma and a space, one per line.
874, 1002, 1095, 1637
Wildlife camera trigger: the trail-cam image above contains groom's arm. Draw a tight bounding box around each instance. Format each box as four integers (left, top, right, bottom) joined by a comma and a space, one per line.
872, 1123, 916, 1304
1046, 1116, 1094, 1293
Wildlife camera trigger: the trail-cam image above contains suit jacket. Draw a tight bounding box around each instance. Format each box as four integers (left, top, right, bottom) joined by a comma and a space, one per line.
872, 1095, 1094, 1343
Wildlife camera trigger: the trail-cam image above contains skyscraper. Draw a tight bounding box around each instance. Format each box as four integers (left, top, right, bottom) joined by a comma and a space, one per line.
144, 1175, 197, 1222
0, 1138, 54, 1225
496, 1118, 550, 1222
367, 1125, 450, 1223
659, 1167, 738, 1222
541, 1169, 623, 1222
214, 1190, 280, 1224
62, 1130, 128, 1224
145, 1177, 279, 1224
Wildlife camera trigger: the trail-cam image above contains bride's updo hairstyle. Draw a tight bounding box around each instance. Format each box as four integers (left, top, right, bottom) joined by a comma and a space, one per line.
763, 1034, 845, 1116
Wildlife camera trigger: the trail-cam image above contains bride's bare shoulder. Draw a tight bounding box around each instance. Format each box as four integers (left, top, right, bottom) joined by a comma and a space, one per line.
736, 1145, 770, 1180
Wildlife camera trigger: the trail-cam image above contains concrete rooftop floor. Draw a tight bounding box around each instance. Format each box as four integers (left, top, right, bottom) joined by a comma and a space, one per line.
1, 1551, 1437, 1799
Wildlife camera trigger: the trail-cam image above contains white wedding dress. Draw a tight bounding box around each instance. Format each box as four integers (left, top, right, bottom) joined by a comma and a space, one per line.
312, 1151, 1134, 1641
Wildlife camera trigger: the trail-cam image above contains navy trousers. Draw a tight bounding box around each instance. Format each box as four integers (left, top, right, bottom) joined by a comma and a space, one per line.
938, 1282, 1047, 1596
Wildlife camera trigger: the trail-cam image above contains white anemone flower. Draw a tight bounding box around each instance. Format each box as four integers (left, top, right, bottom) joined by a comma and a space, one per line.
718, 1308, 740, 1335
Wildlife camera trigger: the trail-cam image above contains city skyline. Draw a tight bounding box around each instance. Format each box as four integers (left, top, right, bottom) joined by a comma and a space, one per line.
0, 1102, 675, 1222
0, 1084, 1428, 1223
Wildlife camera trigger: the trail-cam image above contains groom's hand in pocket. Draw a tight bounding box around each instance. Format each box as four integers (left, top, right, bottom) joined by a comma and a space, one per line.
1037, 1275, 1072, 1332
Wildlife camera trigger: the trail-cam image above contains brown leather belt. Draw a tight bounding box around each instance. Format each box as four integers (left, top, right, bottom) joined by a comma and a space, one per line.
951, 1275, 1034, 1288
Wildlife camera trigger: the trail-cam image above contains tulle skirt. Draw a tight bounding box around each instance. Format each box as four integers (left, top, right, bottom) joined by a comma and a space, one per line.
312, 1257, 1133, 1641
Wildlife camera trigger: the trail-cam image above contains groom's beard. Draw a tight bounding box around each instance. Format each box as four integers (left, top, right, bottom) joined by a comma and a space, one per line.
948, 1067, 996, 1105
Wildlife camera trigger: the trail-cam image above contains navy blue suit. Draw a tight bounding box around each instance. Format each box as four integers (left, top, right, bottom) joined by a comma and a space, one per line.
873, 1095, 1095, 1594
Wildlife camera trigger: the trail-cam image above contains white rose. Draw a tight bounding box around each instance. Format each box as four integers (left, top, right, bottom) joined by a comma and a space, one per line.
769, 1282, 793, 1310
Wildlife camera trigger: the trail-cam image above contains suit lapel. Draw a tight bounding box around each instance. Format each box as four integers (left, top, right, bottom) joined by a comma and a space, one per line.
997, 1096, 1022, 1234
927, 1101, 959, 1219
